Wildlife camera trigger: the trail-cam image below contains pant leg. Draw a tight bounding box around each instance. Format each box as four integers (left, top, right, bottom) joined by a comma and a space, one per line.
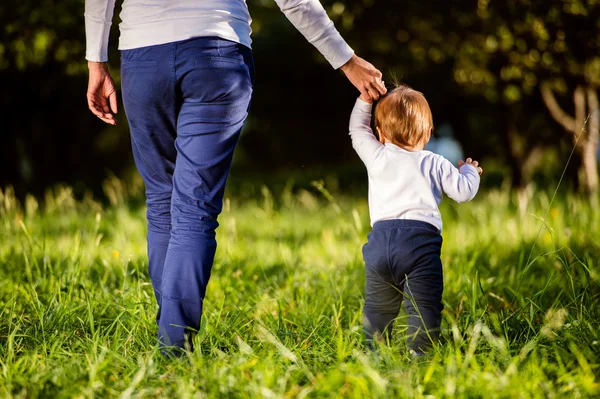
362, 229, 403, 345
397, 227, 444, 353
158, 38, 255, 349
121, 44, 179, 325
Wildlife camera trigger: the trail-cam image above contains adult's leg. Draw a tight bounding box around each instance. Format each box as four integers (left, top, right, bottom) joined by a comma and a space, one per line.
362, 229, 403, 345
158, 38, 254, 350
121, 44, 178, 325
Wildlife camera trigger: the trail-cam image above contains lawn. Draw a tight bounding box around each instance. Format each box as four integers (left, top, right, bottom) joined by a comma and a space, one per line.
0, 177, 598, 398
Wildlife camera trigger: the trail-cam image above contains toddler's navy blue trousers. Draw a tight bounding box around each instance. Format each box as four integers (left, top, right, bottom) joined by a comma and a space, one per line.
362, 219, 444, 353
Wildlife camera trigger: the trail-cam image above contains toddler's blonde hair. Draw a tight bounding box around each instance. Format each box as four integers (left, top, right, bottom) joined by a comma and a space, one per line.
374, 84, 433, 148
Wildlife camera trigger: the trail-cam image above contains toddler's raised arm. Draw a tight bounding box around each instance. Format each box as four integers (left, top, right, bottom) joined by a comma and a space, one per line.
349, 98, 384, 168
437, 157, 480, 203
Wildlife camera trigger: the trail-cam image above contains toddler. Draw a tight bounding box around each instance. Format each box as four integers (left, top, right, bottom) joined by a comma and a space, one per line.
349, 84, 483, 355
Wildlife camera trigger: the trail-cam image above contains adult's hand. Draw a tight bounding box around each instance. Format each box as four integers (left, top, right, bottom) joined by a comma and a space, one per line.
340, 54, 387, 102
87, 61, 118, 125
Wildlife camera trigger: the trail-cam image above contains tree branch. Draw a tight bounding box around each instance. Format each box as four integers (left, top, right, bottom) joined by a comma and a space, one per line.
540, 82, 576, 134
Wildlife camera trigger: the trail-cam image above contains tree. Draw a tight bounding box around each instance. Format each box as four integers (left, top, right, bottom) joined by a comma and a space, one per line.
435, 0, 600, 194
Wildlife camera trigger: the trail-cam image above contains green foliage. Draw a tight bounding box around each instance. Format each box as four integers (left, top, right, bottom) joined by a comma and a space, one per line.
0, 180, 598, 397
338, 0, 600, 103
0, 0, 87, 74
450, 0, 600, 103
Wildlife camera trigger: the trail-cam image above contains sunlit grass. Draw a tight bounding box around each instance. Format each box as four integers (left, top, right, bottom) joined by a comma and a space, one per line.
0, 179, 598, 397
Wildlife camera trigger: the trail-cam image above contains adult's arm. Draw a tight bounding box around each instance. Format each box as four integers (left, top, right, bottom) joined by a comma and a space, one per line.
85, 0, 116, 62
275, 0, 352, 69
349, 98, 385, 168
275, 0, 386, 100
85, 0, 118, 124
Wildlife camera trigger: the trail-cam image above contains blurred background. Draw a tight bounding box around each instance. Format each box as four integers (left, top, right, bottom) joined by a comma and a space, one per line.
1, 0, 599, 200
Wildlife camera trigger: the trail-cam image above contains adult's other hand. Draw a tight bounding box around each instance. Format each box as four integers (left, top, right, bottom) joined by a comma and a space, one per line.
340, 54, 387, 102
87, 61, 118, 125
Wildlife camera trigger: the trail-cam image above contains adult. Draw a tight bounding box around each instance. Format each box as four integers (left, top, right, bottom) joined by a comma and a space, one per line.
85, 0, 387, 351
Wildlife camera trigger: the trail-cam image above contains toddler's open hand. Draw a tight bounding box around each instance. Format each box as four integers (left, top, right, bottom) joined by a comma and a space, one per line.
458, 158, 483, 175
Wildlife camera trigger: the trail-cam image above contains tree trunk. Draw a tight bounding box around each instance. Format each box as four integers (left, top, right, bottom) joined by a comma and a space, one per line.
505, 123, 545, 214
540, 82, 599, 196
583, 88, 599, 195
573, 86, 589, 191
504, 123, 525, 189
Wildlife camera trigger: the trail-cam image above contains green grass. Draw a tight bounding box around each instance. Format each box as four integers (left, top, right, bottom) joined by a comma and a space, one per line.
0, 178, 598, 398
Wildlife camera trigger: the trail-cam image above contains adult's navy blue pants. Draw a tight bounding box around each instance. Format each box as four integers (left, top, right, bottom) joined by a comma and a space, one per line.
121, 37, 254, 350
362, 219, 444, 353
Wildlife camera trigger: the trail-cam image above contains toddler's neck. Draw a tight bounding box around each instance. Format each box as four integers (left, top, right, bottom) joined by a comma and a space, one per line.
383, 139, 425, 152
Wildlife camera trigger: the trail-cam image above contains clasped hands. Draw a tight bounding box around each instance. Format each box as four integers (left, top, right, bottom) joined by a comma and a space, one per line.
340, 54, 387, 103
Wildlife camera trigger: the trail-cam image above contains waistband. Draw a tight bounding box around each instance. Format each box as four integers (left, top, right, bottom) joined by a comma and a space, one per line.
372, 219, 439, 232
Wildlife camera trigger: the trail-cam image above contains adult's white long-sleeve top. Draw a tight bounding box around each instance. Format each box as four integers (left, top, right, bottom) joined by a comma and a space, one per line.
349, 98, 480, 231
84, 0, 354, 69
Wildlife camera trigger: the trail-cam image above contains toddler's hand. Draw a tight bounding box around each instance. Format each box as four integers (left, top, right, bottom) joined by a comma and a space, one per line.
359, 93, 373, 104
359, 80, 383, 104
458, 158, 483, 175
